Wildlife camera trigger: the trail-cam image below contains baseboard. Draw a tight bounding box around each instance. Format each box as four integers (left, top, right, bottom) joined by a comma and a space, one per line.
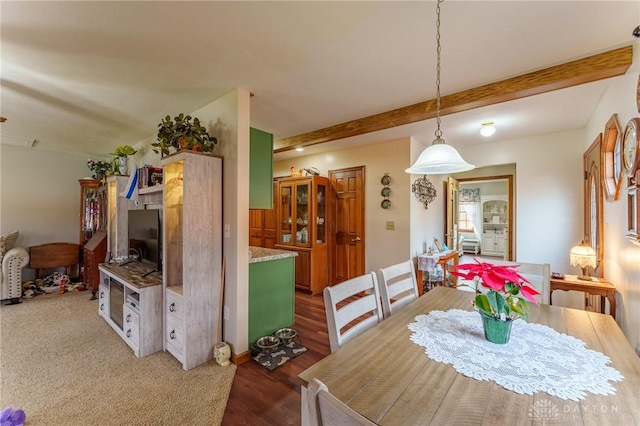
231, 350, 251, 365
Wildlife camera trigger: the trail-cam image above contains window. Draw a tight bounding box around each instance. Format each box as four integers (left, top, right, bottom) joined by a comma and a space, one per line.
458, 209, 474, 232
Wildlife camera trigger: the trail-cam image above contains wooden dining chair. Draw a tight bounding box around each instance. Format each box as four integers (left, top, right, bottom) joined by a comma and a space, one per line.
307, 378, 375, 426
378, 260, 419, 318
323, 271, 384, 353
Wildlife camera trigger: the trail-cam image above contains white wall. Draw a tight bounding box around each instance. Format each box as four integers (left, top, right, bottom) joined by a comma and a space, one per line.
584, 41, 640, 351
408, 137, 448, 259
0, 144, 104, 280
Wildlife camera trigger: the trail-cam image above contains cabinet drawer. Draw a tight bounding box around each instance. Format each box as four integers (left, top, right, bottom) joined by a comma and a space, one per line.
98, 285, 109, 317
165, 316, 184, 354
123, 305, 139, 346
165, 290, 183, 320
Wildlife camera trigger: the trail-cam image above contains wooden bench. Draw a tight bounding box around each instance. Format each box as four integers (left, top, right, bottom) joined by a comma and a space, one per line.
29, 242, 80, 279
461, 238, 481, 255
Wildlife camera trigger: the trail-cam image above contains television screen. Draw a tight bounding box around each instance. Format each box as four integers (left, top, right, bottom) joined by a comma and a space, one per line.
128, 208, 161, 272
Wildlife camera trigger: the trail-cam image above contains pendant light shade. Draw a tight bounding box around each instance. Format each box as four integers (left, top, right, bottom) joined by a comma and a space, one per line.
405, 0, 474, 176
405, 139, 475, 174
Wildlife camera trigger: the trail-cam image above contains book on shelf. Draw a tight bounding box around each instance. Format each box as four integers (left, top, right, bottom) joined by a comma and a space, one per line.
137, 165, 163, 189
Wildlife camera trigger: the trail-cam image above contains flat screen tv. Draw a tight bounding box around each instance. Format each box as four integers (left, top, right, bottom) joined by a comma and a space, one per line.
128, 208, 161, 273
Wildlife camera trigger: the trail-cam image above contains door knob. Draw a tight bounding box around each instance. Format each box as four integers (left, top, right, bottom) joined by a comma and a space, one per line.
351, 236, 361, 242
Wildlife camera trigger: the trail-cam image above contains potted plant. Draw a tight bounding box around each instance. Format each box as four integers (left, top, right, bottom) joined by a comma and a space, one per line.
452, 260, 540, 344
111, 145, 137, 174
152, 113, 217, 156
87, 159, 113, 183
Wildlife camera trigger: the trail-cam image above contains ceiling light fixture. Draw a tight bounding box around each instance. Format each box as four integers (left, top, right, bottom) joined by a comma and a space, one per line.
480, 122, 496, 137
295, 147, 304, 152
405, 0, 474, 175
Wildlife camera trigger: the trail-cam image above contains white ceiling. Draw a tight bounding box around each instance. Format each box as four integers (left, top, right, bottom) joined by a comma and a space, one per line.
1, 1, 638, 161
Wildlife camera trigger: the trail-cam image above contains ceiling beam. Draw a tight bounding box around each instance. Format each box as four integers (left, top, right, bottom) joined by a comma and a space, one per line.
274, 45, 633, 153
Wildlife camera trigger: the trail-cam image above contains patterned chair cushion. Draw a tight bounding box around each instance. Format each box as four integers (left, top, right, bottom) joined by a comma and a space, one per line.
0, 231, 19, 259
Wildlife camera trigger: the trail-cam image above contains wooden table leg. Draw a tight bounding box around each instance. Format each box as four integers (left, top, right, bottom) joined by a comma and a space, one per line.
607, 291, 616, 319
417, 269, 424, 297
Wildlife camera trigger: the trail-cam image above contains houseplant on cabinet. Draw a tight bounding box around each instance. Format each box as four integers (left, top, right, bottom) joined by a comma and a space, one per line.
152, 113, 217, 156
111, 145, 137, 175
452, 260, 540, 344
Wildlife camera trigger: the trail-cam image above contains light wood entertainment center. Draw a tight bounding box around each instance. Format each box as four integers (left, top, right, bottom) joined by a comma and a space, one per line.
97, 151, 223, 370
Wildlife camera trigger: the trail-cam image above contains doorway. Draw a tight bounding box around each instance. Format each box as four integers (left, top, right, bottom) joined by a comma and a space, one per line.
329, 166, 365, 285
455, 175, 514, 261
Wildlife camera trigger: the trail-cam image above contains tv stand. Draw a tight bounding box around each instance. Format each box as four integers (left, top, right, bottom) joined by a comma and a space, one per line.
98, 261, 163, 357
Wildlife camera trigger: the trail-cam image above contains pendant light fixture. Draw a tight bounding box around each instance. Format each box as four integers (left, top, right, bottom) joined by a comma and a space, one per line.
405, 0, 474, 175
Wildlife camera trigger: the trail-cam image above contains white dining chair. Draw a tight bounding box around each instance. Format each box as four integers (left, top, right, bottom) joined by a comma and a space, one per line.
307, 378, 375, 426
378, 260, 419, 318
323, 271, 384, 353
461, 259, 551, 304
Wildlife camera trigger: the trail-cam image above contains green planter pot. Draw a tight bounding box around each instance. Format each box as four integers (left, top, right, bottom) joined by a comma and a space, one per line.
479, 312, 513, 344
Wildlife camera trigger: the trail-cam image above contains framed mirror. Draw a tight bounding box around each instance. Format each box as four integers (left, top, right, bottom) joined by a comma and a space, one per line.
601, 114, 622, 201
583, 134, 603, 276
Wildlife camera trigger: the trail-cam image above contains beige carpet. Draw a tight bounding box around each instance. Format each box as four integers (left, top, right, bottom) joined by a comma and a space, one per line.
0, 291, 236, 425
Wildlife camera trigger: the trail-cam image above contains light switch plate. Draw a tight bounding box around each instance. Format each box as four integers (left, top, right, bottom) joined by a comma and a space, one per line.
386, 221, 395, 230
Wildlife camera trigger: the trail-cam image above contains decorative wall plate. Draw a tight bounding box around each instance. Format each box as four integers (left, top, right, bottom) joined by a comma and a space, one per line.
412, 175, 437, 209
381, 187, 391, 197
381, 199, 391, 209
381, 174, 391, 185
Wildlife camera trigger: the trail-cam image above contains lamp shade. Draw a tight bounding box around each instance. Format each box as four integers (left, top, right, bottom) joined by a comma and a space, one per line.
569, 243, 597, 268
405, 142, 475, 175
480, 122, 496, 137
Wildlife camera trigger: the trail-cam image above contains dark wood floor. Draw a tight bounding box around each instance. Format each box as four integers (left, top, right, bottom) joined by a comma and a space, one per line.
221, 290, 331, 425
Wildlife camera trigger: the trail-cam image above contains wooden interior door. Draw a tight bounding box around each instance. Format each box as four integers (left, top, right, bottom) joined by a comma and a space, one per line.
329, 166, 365, 285
445, 177, 460, 250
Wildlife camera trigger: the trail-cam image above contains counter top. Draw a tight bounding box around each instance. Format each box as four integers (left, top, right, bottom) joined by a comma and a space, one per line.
98, 260, 162, 289
249, 246, 298, 264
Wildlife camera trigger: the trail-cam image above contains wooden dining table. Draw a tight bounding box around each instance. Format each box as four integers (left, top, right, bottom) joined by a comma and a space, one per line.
298, 286, 640, 425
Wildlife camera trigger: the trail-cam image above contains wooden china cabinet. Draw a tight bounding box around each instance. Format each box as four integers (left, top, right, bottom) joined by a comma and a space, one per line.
79, 178, 107, 294
79, 178, 101, 245
274, 175, 331, 295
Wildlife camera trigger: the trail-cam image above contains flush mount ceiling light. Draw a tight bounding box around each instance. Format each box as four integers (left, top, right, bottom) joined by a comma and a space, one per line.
295, 147, 304, 152
480, 122, 496, 137
405, 0, 474, 175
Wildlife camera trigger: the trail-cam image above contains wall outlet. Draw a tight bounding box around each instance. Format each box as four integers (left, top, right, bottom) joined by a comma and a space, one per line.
386, 221, 395, 230
224, 224, 230, 238
223, 305, 230, 321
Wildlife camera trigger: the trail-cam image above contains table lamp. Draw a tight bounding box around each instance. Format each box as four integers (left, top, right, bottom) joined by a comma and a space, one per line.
569, 241, 597, 281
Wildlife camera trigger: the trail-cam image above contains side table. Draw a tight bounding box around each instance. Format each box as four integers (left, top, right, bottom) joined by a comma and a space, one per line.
416, 251, 459, 296
550, 274, 616, 319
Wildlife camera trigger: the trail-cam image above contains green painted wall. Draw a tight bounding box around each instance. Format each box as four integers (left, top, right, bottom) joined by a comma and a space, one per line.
249, 127, 273, 209
248, 257, 295, 345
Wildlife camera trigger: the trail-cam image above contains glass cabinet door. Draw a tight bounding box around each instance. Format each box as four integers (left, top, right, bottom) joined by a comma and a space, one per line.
79, 179, 100, 246
295, 182, 310, 247
279, 183, 293, 244
315, 183, 326, 244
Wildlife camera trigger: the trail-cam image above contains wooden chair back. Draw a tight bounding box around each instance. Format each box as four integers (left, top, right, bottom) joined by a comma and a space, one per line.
323, 272, 383, 353
378, 260, 419, 318
307, 378, 375, 426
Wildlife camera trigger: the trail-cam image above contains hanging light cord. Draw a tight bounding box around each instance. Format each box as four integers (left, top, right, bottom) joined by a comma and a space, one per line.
434, 0, 444, 144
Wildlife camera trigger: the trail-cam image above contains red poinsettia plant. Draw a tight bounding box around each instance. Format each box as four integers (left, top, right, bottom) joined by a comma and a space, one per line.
452, 260, 540, 322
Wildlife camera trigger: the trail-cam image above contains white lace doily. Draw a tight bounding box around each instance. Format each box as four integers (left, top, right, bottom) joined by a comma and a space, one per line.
408, 309, 623, 401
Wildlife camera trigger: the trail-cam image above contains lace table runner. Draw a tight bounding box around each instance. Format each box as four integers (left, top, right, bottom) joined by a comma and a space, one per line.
408, 309, 623, 401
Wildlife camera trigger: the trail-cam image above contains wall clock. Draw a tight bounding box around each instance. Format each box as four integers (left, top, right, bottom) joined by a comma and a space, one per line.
637, 74, 640, 113
622, 118, 640, 177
